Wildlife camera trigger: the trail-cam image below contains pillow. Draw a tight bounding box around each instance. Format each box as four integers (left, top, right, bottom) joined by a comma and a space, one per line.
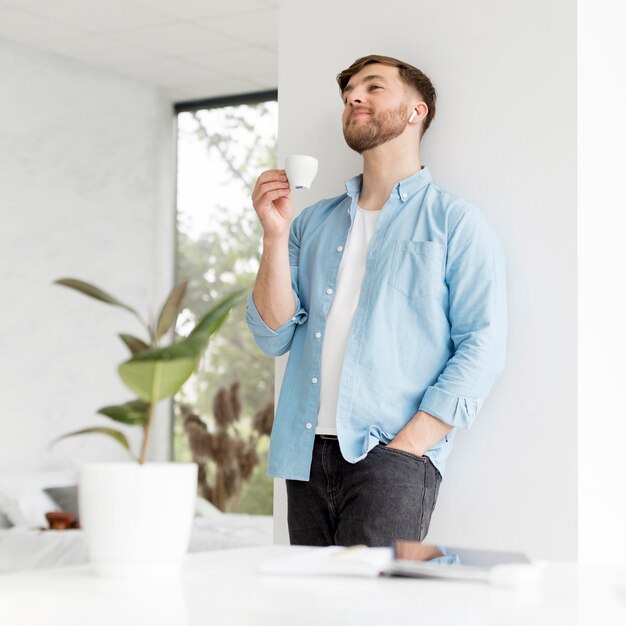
38, 489, 220, 524
0, 468, 77, 529
0, 490, 20, 527
195, 495, 223, 518
0, 508, 13, 528
43, 485, 79, 525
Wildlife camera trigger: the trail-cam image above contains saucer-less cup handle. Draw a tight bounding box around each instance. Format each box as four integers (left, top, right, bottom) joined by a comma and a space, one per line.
285, 155, 318, 189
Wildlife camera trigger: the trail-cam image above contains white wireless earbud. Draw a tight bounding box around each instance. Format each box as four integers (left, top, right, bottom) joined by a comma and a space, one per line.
408, 110, 417, 124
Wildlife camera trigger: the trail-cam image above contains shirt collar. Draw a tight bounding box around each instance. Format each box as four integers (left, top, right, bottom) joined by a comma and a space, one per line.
344, 164, 432, 203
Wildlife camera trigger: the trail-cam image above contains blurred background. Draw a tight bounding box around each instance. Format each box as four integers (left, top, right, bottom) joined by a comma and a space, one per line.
0, 0, 279, 515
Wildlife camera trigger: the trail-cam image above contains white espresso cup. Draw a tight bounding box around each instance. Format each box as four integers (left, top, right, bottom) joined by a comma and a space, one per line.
285, 155, 318, 189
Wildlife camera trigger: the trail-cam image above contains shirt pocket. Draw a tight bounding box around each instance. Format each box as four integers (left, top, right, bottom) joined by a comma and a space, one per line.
388, 240, 446, 299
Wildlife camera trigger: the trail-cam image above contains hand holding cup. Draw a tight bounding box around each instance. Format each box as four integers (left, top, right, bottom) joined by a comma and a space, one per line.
251, 169, 293, 241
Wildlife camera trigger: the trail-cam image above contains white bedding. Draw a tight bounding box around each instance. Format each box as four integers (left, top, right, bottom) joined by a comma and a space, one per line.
0, 513, 273, 574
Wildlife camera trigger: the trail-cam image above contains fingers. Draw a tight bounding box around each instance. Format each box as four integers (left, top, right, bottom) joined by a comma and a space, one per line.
257, 169, 288, 189
257, 187, 291, 207
255, 169, 288, 188
259, 168, 288, 181
260, 181, 290, 194
253, 182, 291, 205
252, 170, 291, 206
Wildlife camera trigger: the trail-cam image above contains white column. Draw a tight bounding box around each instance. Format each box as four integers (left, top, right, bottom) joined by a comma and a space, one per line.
578, 0, 626, 564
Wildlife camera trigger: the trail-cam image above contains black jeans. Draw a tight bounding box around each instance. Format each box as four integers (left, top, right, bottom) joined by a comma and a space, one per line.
286, 435, 442, 547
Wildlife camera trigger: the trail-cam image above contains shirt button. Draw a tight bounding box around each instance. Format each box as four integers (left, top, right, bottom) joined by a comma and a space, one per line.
315, 332, 321, 338
326, 288, 333, 295
311, 377, 318, 384
291, 316, 296, 321
337, 245, 343, 252
305, 422, 312, 430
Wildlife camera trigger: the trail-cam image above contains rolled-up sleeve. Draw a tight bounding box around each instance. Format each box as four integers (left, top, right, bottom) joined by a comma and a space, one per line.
246, 287, 307, 356
245, 215, 309, 357
418, 205, 508, 429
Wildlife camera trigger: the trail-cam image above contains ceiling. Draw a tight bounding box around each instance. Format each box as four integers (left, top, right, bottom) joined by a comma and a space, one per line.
0, 0, 278, 102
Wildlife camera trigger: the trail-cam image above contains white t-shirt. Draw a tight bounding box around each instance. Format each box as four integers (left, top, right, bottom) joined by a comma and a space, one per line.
316, 205, 382, 435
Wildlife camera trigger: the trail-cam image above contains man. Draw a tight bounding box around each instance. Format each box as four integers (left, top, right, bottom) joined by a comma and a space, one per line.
246, 54, 507, 547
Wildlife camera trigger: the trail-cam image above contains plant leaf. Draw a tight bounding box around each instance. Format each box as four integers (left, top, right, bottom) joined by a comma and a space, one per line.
117, 288, 246, 401
97, 399, 149, 425
186, 287, 247, 350
120, 336, 205, 363
155, 280, 189, 341
54, 278, 138, 316
48, 427, 135, 456
119, 333, 150, 355
119, 357, 196, 402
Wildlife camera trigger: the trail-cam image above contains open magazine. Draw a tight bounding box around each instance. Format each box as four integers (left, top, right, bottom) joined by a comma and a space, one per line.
258, 540, 540, 585
386, 540, 535, 583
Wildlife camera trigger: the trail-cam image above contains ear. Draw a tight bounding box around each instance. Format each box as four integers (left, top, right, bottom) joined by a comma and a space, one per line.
413, 101, 428, 122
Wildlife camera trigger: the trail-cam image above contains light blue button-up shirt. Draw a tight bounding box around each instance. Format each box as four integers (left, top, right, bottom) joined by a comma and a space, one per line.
246, 165, 507, 481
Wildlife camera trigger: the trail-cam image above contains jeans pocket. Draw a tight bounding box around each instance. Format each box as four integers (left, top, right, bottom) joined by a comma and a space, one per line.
388, 240, 445, 299
378, 443, 428, 463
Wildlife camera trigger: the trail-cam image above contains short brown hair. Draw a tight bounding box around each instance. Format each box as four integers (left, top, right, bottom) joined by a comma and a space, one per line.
336, 54, 437, 139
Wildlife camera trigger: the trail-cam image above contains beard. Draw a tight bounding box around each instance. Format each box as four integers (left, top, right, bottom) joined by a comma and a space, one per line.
343, 101, 409, 154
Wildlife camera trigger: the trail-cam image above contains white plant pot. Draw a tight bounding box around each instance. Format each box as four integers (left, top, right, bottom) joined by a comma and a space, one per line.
79, 462, 198, 579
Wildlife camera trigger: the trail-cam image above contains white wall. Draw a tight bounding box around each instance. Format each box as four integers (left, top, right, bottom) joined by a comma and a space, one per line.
0, 38, 176, 471
578, 0, 626, 564
275, 0, 577, 560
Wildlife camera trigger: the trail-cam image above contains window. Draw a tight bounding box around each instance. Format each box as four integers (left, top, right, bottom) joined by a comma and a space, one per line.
173, 92, 277, 515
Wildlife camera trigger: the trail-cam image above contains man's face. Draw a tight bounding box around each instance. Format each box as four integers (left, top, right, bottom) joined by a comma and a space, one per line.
341, 63, 414, 154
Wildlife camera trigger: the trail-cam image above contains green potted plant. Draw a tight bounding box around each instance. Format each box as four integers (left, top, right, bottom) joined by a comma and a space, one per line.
49, 277, 246, 579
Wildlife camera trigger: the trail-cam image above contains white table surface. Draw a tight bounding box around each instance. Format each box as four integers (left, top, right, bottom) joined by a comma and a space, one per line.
0, 545, 625, 626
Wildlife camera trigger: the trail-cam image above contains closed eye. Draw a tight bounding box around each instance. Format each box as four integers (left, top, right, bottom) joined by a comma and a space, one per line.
342, 85, 382, 105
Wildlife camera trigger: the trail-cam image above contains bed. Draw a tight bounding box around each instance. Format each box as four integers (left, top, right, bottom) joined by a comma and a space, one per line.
0, 466, 273, 574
